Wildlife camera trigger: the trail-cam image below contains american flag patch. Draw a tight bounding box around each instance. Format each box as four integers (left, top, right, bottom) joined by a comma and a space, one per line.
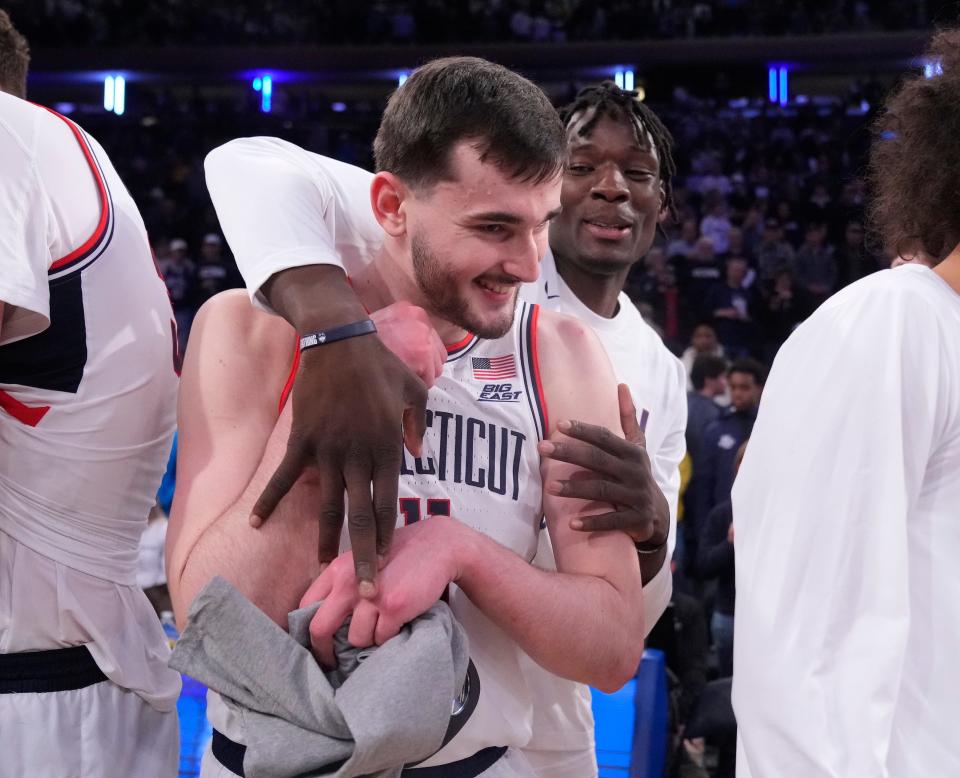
472, 355, 517, 380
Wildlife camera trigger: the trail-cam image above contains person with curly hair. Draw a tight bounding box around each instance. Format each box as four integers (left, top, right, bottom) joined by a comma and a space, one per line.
732, 28, 960, 778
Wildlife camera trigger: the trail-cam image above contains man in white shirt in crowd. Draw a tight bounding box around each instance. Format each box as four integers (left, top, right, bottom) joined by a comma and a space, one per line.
733, 28, 960, 777
0, 11, 179, 776
203, 79, 687, 776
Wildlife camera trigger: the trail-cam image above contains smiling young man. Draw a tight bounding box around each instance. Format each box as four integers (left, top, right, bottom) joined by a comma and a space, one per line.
170, 58, 646, 777
201, 80, 686, 777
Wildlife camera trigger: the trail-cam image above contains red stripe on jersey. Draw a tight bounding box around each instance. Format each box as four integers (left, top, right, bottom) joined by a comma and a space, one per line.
529, 305, 549, 436
0, 390, 51, 427
38, 107, 110, 271
278, 340, 300, 414
446, 332, 475, 353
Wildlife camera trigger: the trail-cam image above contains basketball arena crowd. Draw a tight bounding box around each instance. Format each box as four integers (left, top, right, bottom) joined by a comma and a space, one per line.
3, 3, 958, 777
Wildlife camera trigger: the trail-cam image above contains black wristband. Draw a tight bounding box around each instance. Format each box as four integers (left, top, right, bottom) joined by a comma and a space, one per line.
636, 537, 669, 555
298, 319, 377, 351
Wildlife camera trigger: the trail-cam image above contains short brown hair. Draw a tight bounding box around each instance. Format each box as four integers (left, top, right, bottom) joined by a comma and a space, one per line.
868, 28, 960, 262
0, 10, 29, 99
373, 56, 565, 191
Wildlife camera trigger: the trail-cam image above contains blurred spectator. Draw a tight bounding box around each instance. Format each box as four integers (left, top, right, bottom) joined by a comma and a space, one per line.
794, 221, 837, 303
681, 237, 723, 320
699, 200, 733, 255
667, 218, 700, 260
758, 268, 814, 362
707, 257, 756, 357
835, 218, 882, 287
683, 354, 728, 578
756, 218, 796, 284
681, 323, 726, 390
701, 358, 764, 511
195, 233, 235, 302
697, 440, 748, 678
159, 237, 197, 354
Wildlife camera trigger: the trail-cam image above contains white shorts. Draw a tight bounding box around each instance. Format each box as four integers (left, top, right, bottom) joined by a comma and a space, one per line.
0, 678, 179, 778
521, 746, 598, 778
201, 743, 534, 777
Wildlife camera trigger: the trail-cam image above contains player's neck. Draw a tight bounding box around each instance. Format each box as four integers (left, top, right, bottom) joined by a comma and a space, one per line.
354, 247, 470, 345
934, 244, 960, 296
553, 253, 628, 319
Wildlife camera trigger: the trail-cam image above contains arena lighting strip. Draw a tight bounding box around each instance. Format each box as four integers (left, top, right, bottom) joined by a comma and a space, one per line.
102, 75, 125, 115
768, 65, 789, 106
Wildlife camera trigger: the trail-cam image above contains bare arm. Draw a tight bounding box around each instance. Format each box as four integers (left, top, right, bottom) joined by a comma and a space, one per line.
166, 290, 322, 628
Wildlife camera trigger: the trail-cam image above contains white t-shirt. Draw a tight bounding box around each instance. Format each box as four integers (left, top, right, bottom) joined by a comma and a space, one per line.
0, 93, 180, 711
733, 264, 960, 777
205, 138, 688, 769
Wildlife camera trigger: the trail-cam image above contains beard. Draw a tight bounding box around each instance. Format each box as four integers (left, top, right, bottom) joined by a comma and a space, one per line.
411, 232, 518, 339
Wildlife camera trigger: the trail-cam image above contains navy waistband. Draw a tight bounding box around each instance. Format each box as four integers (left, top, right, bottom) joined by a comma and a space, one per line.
211, 729, 506, 778
0, 644, 108, 694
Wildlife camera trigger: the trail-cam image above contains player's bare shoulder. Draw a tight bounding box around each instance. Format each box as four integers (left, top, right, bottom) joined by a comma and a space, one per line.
534, 307, 619, 429
535, 307, 613, 373
184, 290, 297, 407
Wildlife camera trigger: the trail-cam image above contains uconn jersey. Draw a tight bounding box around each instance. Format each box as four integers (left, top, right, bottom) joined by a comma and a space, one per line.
399, 300, 548, 768
0, 95, 178, 586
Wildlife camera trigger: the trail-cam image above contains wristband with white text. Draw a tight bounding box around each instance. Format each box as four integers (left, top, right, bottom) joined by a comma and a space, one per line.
299, 319, 377, 351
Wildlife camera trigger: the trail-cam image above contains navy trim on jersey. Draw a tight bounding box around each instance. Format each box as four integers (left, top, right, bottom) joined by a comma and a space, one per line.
47, 129, 116, 280
445, 335, 481, 363
517, 303, 547, 441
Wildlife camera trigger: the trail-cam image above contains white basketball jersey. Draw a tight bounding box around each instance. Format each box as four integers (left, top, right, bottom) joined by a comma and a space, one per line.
399, 299, 547, 767
0, 100, 179, 585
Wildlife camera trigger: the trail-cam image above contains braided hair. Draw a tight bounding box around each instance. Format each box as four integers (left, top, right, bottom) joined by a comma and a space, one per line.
558, 81, 677, 223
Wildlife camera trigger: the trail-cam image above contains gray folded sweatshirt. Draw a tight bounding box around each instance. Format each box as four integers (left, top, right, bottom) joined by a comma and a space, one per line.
170, 576, 469, 778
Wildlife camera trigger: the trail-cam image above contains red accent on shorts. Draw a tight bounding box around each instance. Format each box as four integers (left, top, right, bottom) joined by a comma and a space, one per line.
0, 390, 51, 427
529, 305, 549, 435
39, 108, 110, 271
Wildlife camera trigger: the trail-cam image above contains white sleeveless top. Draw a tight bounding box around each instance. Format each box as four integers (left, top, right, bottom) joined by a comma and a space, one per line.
403, 299, 547, 767
0, 95, 180, 710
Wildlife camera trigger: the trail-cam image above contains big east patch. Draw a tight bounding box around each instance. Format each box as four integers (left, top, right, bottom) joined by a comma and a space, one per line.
479, 383, 523, 403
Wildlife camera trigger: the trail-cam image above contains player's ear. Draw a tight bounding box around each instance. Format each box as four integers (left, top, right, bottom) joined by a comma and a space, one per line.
371, 172, 408, 237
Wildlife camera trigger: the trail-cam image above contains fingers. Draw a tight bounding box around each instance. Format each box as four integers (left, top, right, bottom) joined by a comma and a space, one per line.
617, 384, 647, 447
554, 418, 638, 458
374, 609, 404, 647
347, 599, 380, 650
344, 465, 379, 599
570, 510, 649, 536
546, 476, 633, 506
538, 437, 627, 479
309, 593, 355, 669
250, 443, 306, 527
316, 468, 345, 567
371, 453, 401, 557
401, 375, 429, 458
299, 565, 336, 608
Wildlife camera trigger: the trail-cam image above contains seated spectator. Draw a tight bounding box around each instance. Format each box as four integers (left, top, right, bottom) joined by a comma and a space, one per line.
756, 218, 796, 283
195, 232, 236, 303
159, 237, 197, 354
722, 226, 750, 263
759, 268, 814, 361
697, 440, 748, 679
701, 358, 764, 512
707, 257, 756, 357
794, 221, 838, 303
667, 217, 700, 259
681, 323, 726, 390
700, 199, 733, 255
683, 354, 728, 579
835, 218, 883, 287
681, 237, 723, 320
